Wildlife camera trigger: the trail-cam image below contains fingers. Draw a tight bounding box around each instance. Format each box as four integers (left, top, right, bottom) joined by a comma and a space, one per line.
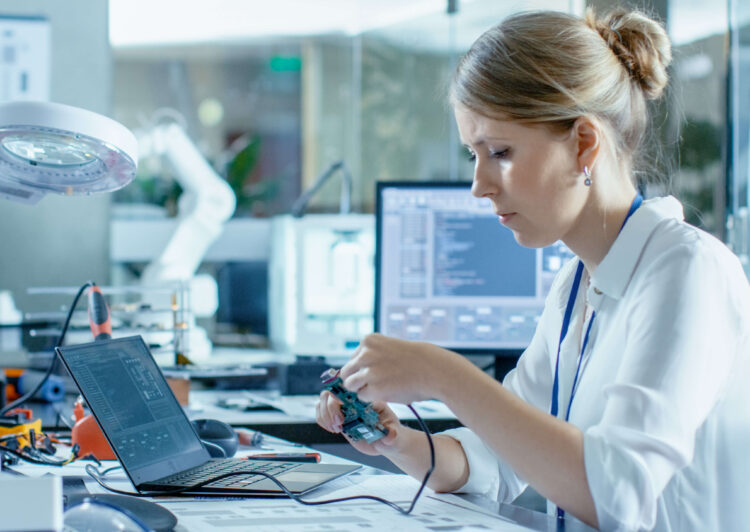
339, 333, 394, 399
342, 368, 369, 395
339, 333, 383, 380
371, 401, 395, 420
315, 391, 344, 434
378, 421, 398, 445
339, 356, 361, 381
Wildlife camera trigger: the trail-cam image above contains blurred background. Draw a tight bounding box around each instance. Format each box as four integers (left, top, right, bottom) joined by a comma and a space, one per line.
0, 0, 748, 355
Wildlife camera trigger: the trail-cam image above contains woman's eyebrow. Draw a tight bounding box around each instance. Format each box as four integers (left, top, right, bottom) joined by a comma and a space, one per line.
463, 137, 511, 148
463, 139, 485, 148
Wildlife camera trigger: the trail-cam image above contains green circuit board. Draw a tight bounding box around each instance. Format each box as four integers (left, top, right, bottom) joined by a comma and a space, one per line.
321, 371, 388, 444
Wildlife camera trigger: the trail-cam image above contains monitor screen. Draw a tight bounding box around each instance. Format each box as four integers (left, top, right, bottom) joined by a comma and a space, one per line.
375, 181, 573, 354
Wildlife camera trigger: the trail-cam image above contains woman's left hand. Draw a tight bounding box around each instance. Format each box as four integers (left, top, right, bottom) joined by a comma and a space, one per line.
339, 333, 459, 404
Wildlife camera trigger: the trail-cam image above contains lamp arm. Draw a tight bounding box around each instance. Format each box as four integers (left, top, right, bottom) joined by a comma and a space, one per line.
291, 160, 352, 217
339, 163, 352, 215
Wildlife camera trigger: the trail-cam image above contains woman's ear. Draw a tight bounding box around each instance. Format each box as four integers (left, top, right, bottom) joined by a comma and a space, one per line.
573, 116, 601, 173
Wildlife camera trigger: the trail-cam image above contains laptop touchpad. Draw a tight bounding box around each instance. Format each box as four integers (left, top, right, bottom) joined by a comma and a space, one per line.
276, 471, 337, 484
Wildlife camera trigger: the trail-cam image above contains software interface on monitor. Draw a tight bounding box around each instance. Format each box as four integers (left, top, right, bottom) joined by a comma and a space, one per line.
377, 184, 574, 351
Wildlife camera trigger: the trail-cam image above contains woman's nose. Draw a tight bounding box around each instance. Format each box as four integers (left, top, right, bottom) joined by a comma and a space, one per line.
471, 161, 497, 198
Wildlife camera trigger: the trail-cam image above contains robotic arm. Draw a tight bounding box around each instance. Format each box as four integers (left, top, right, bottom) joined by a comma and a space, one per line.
139, 122, 236, 284
133, 120, 236, 359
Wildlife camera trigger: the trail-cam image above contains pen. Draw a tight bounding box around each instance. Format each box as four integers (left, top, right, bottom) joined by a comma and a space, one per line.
243, 453, 321, 463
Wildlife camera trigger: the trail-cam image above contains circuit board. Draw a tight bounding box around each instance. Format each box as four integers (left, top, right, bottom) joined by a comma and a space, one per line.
321, 369, 388, 444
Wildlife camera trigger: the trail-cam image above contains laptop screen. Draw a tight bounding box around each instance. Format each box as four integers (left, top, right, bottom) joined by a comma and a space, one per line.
57, 336, 209, 485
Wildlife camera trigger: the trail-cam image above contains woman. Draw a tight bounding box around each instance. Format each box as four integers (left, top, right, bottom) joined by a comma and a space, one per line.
316, 8, 750, 531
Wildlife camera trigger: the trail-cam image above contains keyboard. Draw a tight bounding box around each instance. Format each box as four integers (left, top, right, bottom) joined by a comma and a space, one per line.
160, 459, 298, 488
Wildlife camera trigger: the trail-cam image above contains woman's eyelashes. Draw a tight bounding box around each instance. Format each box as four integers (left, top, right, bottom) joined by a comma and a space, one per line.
465, 147, 510, 162
490, 148, 510, 160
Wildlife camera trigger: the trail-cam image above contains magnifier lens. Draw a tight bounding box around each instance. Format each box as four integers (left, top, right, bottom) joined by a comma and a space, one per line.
63, 499, 152, 532
2, 133, 97, 167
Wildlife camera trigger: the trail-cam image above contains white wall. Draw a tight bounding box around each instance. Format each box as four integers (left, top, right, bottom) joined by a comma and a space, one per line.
0, 0, 111, 312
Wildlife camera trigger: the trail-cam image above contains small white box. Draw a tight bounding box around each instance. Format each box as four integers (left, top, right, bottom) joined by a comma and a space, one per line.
0, 474, 62, 532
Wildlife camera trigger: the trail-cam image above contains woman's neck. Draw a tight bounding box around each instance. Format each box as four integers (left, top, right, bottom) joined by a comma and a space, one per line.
563, 179, 638, 275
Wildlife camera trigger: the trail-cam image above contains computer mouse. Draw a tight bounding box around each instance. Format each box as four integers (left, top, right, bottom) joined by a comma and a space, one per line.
191, 418, 238, 458
65, 493, 177, 532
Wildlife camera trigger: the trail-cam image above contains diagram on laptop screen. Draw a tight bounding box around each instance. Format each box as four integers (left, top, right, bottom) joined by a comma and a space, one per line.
63, 340, 202, 471
377, 185, 573, 352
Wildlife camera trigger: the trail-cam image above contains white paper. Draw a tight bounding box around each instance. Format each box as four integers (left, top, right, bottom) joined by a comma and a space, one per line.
158, 475, 534, 531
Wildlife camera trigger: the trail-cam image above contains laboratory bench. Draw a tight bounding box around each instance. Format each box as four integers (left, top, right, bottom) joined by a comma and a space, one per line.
2, 425, 594, 532
4, 359, 597, 531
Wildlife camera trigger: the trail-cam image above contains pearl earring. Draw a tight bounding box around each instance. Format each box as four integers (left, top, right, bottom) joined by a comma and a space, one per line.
583, 165, 592, 186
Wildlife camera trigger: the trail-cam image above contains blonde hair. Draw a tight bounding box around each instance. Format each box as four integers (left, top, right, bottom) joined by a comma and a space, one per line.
450, 8, 672, 165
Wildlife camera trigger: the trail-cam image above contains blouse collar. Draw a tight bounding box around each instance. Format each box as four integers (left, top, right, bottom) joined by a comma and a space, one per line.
589, 195, 685, 301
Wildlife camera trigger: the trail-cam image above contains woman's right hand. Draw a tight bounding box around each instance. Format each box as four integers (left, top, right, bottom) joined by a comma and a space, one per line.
315, 390, 404, 457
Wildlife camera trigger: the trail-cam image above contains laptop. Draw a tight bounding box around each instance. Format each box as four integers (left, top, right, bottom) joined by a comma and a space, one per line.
56, 335, 359, 496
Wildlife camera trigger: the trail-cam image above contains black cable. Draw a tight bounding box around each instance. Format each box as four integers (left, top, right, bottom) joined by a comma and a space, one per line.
402, 404, 435, 514
0, 281, 93, 416
100, 464, 123, 476
87, 406, 437, 515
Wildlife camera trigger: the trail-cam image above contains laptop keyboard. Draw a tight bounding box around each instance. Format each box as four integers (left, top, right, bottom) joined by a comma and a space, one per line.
161, 459, 299, 488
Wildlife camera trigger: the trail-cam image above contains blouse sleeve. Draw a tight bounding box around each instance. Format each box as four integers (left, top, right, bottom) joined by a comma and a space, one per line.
440, 260, 577, 501
584, 239, 747, 530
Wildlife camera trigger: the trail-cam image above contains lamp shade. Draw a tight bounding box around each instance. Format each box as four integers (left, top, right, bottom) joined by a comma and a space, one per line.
0, 101, 137, 204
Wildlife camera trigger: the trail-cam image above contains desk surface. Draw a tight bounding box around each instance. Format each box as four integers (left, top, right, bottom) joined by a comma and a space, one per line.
10, 350, 594, 530
5, 432, 593, 531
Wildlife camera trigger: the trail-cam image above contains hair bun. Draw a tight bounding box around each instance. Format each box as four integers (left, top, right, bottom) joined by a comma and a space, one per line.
586, 8, 672, 100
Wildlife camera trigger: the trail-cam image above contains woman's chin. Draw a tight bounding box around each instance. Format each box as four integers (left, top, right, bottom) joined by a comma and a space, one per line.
512, 230, 556, 249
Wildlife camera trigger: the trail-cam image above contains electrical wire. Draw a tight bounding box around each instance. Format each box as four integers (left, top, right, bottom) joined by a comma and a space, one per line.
0, 281, 93, 416
0, 445, 88, 467
3, 282, 438, 514
100, 464, 123, 476
87, 405, 436, 515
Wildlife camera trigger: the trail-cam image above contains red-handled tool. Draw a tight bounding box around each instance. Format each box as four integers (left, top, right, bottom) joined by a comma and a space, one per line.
87, 284, 112, 341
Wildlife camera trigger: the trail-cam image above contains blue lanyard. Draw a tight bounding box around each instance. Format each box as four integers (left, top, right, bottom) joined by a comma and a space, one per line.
550, 194, 642, 520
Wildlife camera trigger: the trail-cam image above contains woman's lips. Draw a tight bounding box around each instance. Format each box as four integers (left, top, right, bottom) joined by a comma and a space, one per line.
497, 212, 515, 224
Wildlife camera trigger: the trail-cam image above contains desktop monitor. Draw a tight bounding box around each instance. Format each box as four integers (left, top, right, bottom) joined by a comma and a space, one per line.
375, 181, 573, 356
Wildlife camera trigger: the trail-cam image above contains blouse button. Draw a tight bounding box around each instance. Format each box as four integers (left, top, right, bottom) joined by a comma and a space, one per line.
593, 287, 602, 295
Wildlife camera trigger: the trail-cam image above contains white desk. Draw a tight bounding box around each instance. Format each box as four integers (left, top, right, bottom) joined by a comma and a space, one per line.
6, 436, 593, 531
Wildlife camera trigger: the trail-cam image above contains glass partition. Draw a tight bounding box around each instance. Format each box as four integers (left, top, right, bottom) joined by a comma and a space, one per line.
305, 0, 581, 213
112, 42, 303, 218
727, 0, 750, 274
111, 1, 580, 218
662, 0, 728, 235
110, 1, 745, 234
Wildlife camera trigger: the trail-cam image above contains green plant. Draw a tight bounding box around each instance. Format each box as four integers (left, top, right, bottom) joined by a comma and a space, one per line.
225, 135, 281, 216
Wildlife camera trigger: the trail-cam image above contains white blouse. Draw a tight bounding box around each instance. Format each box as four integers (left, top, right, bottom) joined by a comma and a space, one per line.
443, 196, 750, 531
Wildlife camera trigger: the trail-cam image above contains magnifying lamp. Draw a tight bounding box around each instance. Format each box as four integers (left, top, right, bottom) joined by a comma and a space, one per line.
0, 101, 137, 204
